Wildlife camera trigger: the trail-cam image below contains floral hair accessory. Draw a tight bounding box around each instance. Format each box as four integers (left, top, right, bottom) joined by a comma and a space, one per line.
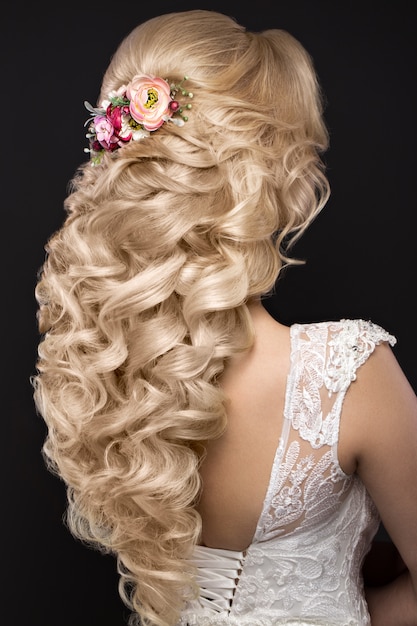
84, 75, 193, 165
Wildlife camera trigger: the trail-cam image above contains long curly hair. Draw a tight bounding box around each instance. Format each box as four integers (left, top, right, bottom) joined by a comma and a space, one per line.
33, 9, 330, 626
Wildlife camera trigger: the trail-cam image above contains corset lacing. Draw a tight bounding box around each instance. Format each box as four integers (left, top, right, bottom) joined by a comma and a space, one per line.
192, 545, 245, 612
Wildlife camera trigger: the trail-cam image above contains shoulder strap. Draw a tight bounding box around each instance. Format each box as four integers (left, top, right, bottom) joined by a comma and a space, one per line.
288, 319, 396, 448
322, 319, 396, 394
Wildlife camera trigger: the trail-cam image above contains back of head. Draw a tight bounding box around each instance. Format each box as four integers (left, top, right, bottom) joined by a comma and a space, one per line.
33, 10, 330, 626
97, 9, 329, 243
102, 9, 326, 143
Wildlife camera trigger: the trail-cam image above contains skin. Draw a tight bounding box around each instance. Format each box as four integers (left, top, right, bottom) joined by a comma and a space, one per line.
197, 300, 417, 625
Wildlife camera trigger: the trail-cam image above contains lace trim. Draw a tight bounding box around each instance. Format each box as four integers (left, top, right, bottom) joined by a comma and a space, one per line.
178, 614, 360, 625
323, 319, 396, 394
289, 319, 396, 447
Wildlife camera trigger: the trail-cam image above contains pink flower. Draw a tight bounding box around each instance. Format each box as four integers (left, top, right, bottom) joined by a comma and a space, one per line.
93, 115, 117, 150
126, 75, 172, 131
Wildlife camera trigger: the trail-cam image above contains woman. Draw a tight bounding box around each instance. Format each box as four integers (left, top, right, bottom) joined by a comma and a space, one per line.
32, 9, 417, 626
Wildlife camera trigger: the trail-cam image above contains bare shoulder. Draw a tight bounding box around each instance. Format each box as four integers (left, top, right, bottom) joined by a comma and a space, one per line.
339, 339, 417, 473
339, 336, 417, 570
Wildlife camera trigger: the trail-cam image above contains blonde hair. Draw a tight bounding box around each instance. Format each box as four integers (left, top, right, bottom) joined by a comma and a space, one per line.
33, 9, 330, 626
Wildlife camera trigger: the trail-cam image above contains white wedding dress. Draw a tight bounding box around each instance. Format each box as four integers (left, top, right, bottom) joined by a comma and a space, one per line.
177, 319, 396, 626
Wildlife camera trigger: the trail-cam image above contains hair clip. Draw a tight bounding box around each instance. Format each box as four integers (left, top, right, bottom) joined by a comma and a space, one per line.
84, 75, 193, 165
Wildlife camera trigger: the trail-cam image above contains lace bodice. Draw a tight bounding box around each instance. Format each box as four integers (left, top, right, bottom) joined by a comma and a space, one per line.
178, 319, 396, 626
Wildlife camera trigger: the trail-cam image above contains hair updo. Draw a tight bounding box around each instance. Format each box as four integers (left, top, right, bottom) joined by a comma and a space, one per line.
33, 9, 329, 626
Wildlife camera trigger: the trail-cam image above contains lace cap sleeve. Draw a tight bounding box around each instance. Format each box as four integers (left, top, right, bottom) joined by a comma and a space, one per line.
323, 319, 397, 394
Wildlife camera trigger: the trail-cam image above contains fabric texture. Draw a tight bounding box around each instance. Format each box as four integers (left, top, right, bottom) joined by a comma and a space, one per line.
178, 319, 396, 626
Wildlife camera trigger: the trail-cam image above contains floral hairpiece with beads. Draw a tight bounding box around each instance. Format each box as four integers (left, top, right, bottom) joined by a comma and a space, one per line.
84, 74, 193, 165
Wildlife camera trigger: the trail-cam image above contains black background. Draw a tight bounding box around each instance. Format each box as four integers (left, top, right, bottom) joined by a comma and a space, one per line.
2, 2, 416, 625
